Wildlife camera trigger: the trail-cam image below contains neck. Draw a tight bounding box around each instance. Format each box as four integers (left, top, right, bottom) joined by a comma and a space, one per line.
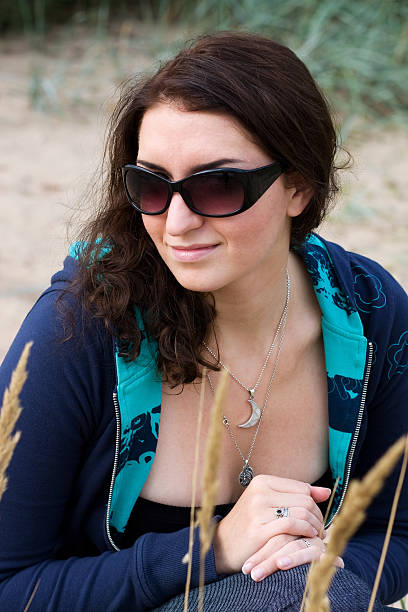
208, 255, 291, 360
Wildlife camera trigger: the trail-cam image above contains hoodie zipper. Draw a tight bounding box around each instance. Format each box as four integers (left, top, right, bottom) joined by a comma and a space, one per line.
326, 340, 374, 527
105, 391, 121, 551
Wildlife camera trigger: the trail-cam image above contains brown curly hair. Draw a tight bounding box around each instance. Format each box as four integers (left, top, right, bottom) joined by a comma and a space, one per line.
72, 31, 345, 386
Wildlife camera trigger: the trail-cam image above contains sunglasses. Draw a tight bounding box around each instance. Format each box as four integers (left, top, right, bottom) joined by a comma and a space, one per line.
122, 161, 287, 218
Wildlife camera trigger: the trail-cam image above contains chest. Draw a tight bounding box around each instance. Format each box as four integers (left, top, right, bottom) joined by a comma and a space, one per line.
140, 334, 329, 506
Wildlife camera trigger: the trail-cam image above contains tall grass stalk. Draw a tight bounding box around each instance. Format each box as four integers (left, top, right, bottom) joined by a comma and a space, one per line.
23, 579, 41, 612
0, 341, 32, 503
304, 435, 408, 612
196, 370, 229, 612
299, 477, 340, 612
320, 477, 340, 536
183, 369, 206, 612
367, 436, 408, 612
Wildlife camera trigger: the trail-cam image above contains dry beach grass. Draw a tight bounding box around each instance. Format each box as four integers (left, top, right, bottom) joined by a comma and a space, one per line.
0, 341, 32, 502
5, 343, 406, 610
184, 385, 408, 611
304, 436, 408, 612
0, 341, 41, 611
196, 371, 229, 612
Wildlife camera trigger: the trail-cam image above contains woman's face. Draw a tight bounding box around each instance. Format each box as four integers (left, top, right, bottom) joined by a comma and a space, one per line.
137, 102, 309, 295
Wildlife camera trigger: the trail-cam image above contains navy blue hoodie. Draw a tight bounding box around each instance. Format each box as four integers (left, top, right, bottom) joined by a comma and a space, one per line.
0, 235, 407, 610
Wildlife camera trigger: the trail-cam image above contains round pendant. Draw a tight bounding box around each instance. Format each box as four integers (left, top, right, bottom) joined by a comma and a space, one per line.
239, 464, 254, 487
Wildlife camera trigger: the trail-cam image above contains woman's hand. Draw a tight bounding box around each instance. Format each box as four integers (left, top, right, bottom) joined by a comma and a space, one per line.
213, 474, 331, 575
242, 534, 344, 581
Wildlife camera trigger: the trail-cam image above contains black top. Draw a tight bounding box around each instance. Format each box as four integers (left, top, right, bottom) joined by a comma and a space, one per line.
123, 467, 333, 547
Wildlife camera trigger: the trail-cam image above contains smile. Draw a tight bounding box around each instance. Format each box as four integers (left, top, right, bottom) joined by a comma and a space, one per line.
168, 244, 219, 262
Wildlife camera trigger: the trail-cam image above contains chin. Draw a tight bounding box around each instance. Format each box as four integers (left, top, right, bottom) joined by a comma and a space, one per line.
174, 277, 220, 293
170, 270, 224, 293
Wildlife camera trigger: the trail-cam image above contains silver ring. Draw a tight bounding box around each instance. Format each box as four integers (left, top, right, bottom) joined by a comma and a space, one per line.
274, 507, 289, 519
302, 538, 312, 548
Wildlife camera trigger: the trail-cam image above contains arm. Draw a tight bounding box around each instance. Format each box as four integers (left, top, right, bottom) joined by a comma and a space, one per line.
343, 277, 408, 604
0, 528, 216, 611
344, 530, 408, 605
0, 266, 218, 611
342, 367, 408, 604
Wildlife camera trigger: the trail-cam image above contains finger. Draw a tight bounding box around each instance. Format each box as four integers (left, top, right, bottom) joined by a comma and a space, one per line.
254, 474, 315, 496
269, 493, 324, 522
320, 552, 345, 569
251, 475, 331, 504
276, 543, 344, 573
242, 534, 298, 575
250, 538, 325, 581
310, 485, 332, 503
262, 515, 320, 541
270, 505, 323, 534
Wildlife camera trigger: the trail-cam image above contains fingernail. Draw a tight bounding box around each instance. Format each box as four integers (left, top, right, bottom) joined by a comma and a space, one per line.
251, 567, 264, 581
277, 556, 291, 569
339, 558, 345, 568
242, 562, 253, 575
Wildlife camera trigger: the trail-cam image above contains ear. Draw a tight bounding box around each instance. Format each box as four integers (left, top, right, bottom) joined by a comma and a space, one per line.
286, 177, 314, 218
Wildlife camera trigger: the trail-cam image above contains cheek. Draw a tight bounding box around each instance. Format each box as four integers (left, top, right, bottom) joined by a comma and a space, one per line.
231, 203, 281, 241
142, 216, 164, 247
229, 201, 290, 258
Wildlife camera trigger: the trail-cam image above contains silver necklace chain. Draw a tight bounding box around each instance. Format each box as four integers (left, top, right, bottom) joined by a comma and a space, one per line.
206, 279, 290, 486
203, 268, 290, 398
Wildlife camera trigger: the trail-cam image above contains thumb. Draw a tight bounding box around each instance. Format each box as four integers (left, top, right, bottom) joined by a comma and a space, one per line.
310, 486, 331, 502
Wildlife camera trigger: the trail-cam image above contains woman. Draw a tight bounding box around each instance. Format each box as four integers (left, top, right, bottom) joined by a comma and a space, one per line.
0, 32, 407, 611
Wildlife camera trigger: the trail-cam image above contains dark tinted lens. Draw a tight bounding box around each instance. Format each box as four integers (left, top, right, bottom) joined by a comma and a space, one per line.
184, 172, 244, 215
125, 169, 168, 213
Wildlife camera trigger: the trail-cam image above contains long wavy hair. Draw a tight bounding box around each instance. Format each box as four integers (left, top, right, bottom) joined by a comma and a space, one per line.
71, 31, 344, 386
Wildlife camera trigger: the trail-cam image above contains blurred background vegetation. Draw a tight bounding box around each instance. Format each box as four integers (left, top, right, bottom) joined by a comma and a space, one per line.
1, 0, 407, 135
1, 0, 408, 368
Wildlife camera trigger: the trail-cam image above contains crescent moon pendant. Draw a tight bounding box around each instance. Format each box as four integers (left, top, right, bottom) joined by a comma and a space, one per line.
238, 398, 261, 428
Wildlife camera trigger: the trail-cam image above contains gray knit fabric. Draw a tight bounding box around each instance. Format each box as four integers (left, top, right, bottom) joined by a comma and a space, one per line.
154, 566, 399, 611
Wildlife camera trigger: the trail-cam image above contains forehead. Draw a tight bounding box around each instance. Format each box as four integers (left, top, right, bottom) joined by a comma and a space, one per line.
137, 102, 267, 170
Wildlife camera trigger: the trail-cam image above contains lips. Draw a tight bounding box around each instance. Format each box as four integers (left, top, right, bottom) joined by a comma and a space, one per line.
168, 243, 219, 262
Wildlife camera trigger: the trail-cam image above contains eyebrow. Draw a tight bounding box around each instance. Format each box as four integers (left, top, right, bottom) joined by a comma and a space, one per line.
136, 158, 244, 177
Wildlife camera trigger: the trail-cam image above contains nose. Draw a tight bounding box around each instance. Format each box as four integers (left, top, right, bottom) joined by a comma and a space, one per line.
165, 192, 204, 236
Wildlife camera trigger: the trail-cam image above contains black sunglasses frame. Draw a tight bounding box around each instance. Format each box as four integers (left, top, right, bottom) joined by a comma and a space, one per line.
122, 161, 288, 218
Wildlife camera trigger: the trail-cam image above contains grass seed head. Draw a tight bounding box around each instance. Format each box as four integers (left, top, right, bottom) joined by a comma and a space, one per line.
0, 341, 32, 503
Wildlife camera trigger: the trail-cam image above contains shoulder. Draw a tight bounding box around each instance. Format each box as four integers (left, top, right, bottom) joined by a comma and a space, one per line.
316, 236, 408, 392
2, 255, 108, 366
0, 256, 115, 433
315, 234, 408, 318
